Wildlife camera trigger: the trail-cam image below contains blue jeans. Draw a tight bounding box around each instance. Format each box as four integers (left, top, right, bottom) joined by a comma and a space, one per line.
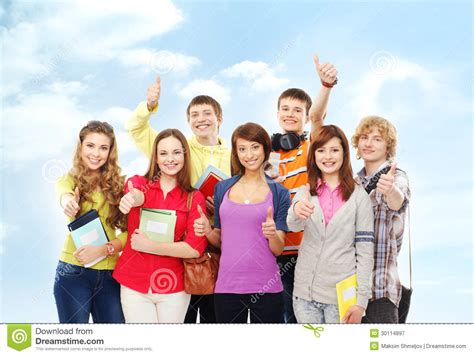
293, 295, 340, 323
277, 254, 297, 323
53, 261, 124, 323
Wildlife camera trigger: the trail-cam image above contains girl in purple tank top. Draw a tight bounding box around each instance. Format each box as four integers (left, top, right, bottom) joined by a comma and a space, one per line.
193, 123, 291, 323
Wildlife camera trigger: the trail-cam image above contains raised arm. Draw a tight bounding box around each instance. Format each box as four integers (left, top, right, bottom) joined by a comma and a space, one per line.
125, 76, 161, 158
309, 53, 338, 139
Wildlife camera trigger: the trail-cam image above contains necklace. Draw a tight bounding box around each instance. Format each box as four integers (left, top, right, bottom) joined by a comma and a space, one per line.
240, 177, 265, 204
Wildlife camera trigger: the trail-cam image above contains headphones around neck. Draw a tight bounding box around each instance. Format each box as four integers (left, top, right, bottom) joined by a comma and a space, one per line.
271, 131, 308, 152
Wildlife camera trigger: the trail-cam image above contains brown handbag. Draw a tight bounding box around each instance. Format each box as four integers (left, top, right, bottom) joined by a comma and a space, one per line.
182, 191, 220, 295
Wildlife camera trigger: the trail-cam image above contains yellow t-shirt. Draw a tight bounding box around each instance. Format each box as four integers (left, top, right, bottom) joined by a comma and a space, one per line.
55, 174, 127, 270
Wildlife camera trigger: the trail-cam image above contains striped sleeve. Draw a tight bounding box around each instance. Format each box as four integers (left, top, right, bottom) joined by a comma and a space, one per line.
354, 187, 375, 309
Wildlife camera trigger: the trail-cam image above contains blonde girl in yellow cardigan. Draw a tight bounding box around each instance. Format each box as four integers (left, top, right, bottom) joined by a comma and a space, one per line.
54, 121, 127, 323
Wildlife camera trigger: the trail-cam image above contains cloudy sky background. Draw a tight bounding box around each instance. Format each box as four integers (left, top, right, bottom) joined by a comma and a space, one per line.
0, 0, 472, 323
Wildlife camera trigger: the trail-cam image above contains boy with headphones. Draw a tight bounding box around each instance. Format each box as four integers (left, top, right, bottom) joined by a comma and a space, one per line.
272, 54, 338, 323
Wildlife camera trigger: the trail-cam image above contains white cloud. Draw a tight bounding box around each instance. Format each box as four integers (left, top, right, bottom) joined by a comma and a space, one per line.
47, 81, 88, 95
350, 55, 471, 120
99, 107, 133, 128
1, 0, 184, 98
178, 79, 231, 105
221, 60, 289, 92
118, 49, 201, 75
408, 187, 472, 251
454, 288, 474, 296
0, 223, 19, 255
2, 90, 90, 165
122, 156, 149, 179
99, 107, 136, 156
1, 81, 136, 166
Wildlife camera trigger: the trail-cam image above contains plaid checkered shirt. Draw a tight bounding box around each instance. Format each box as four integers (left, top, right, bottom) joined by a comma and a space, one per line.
356, 162, 411, 307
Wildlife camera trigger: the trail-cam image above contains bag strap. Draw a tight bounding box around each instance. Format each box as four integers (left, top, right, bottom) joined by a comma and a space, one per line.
364, 165, 391, 194
182, 190, 194, 241
407, 204, 412, 289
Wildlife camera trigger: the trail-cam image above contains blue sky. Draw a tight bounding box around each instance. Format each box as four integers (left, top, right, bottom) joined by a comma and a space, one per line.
0, 0, 472, 323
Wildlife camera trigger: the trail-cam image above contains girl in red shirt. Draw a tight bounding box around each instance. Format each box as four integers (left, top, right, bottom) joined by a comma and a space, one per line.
113, 129, 207, 323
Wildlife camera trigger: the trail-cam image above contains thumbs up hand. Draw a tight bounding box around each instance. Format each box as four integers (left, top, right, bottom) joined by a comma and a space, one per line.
314, 53, 338, 85
63, 187, 81, 218
262, 206, 277, 240
119, 181, 144, 214
376, 163, 397, 196
194, 205, 212, 237
147, 76, 161, 111
294, 183, 315, 220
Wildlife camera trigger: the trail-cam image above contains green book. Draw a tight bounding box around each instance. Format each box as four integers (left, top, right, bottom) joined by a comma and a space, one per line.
139, 208, 177, 243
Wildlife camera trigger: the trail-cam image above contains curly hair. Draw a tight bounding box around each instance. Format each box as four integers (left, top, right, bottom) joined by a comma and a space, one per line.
70, 121, 126, 231
351, 115, 398, 160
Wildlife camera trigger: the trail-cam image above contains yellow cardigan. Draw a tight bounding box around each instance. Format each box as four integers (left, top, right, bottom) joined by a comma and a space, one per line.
55, 174, 127, 270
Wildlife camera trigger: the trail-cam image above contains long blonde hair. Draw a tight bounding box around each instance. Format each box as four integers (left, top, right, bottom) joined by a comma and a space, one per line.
70, 121, 126, 231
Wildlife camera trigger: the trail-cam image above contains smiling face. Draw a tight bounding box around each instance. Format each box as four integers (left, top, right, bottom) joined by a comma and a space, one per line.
277, 97, 309, 134
236, 138, 265, 174
315, 136, 344, 179
156, 136, 185, 178
80, 133, 111, 172
188, 103, 222, 140
357, 127, 388, 167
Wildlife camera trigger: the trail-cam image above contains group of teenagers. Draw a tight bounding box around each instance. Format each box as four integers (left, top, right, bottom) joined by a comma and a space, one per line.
54, 54, 410, 325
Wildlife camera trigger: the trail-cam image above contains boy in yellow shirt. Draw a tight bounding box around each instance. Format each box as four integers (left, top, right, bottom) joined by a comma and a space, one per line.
126, 76, 230, 323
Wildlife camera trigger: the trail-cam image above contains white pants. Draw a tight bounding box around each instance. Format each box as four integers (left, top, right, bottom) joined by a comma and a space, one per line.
121, 285, 191, 323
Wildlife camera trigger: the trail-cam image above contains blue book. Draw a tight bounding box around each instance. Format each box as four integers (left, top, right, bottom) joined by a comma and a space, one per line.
67, 209, 109, 268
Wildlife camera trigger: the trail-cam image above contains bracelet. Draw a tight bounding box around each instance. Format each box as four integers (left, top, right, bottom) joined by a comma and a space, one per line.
105, 242, 115, 256
321, 77, 338, 88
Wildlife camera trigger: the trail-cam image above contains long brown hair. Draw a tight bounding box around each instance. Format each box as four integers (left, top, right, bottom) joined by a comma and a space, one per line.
230, 122, 272, 176
70, 121, 126, 231
307, 125, 355, 201
144, 129, 194, 192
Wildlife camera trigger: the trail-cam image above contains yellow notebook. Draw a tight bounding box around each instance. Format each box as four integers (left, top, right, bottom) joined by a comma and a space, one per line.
336, 274, 357, 321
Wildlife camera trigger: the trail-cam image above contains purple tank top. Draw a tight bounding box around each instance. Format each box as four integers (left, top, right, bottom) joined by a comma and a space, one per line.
215, 189, 283, 294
